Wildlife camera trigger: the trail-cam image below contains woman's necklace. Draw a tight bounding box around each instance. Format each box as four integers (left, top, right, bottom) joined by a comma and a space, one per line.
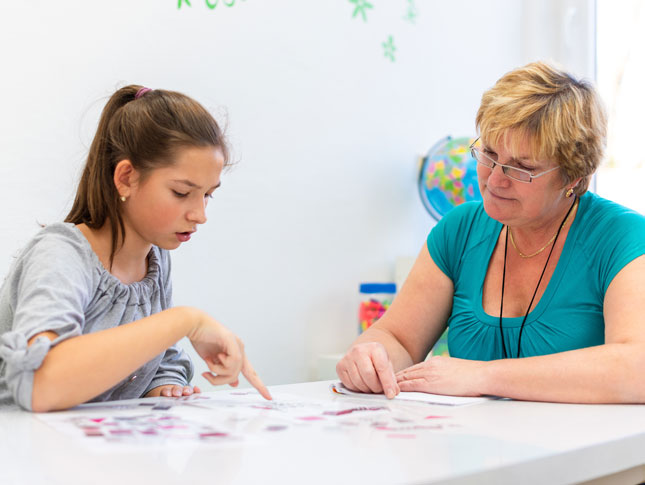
499, 197, 578, 359
508, 198, 579, 258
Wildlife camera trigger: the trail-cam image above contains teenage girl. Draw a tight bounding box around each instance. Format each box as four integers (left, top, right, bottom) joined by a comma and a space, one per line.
0, 86, 271, 411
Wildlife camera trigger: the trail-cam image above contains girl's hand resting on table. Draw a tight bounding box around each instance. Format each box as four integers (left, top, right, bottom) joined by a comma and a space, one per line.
336, 342, 400, 399
145, 384, 202, 398
396, 356, 485, 397
187, 309, 272, 400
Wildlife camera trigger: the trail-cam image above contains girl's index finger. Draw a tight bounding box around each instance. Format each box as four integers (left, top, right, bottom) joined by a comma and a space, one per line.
242, 357, 272, 400
216, 351, 243, 375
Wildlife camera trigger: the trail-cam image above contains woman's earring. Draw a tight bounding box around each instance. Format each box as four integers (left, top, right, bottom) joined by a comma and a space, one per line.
565, 188, 574, 198
120, 196, 127, 202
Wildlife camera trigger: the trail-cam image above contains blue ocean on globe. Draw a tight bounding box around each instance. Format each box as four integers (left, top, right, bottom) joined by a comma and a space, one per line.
418, 136, 482, 221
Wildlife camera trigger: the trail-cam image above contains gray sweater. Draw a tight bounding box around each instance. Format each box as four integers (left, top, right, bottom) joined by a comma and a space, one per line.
0, 223, 193, 410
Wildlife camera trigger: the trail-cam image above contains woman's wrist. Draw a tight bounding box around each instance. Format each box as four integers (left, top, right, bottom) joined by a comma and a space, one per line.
476, 360, 495, 396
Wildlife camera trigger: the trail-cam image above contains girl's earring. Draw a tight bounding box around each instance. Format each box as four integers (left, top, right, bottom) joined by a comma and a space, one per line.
120, 196, 127, 202
565, 188, 574, 198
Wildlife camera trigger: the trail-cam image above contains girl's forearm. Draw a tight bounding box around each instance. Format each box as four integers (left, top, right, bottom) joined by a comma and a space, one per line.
31, 306, 200, 412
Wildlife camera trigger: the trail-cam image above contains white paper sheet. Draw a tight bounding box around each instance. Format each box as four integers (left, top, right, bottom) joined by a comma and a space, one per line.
330, 382, 490, 406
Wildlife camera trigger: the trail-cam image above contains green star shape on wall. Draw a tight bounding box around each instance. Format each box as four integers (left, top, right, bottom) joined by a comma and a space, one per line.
382, 35, 396, 62
349, 0, 373, 22
404, 0, 418, 23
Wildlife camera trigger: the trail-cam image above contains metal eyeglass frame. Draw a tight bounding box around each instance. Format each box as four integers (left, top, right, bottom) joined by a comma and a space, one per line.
469, 137, 559, 183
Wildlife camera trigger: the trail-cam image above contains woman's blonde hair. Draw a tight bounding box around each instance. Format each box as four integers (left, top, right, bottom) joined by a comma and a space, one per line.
476, 61, 607, 195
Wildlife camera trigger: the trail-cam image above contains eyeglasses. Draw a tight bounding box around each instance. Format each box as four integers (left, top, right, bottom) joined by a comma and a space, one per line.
469, 138, 559, 183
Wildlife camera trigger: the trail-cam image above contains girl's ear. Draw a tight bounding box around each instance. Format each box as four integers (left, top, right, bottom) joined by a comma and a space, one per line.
114, 160, 137, 199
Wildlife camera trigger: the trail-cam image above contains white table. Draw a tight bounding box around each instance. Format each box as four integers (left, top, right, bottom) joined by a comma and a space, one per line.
1, 380, 645, 485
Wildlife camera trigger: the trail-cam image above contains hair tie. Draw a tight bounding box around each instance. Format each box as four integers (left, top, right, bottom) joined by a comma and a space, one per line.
135, 87, 152, 100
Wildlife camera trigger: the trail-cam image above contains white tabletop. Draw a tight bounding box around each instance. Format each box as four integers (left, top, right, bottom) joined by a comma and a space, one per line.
1, 380, 645, 485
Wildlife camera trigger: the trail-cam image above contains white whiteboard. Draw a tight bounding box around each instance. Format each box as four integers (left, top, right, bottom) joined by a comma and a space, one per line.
0, 0, 593, 388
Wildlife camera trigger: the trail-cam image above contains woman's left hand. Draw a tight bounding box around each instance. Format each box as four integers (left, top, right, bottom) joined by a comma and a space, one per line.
395, 356, 486, 397
145, 384, 202, 398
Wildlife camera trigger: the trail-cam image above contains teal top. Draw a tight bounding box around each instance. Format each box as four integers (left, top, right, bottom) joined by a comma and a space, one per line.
427, 192, 645, 360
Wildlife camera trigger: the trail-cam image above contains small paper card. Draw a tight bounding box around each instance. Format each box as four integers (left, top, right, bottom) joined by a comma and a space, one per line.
330, 382, 490, 406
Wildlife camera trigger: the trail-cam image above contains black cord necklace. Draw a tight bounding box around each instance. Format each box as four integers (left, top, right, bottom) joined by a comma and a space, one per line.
499, 197, 578, 359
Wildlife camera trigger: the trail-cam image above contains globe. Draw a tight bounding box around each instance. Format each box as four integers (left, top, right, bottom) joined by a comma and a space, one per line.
418, 136, 482, 221
418, 136, 482, 357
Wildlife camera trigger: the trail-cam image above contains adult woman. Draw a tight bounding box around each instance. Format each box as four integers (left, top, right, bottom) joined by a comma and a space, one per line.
337, 62, 645, 403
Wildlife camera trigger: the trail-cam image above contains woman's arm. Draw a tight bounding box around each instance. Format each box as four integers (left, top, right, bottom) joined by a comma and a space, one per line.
29, 306, 270, 411
397, 255, 645, 403
336, 246, 454, 397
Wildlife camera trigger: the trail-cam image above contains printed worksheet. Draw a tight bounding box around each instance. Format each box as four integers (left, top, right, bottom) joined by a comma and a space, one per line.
37, 388, 465, 450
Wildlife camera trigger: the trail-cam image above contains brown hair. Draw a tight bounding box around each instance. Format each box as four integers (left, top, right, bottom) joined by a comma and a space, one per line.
65, 85, 229, 267
476, 61, 607, 195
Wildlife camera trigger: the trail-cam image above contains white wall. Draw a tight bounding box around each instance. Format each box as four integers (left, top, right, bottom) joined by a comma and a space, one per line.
522, 0, 596, 80
0, 0, 593, 389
